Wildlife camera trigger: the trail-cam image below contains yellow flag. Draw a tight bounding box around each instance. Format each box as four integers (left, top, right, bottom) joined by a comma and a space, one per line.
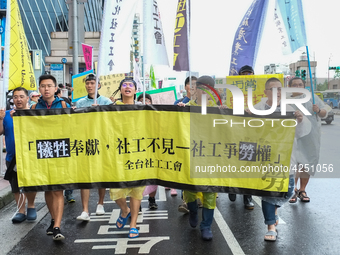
6, 0, 36, 90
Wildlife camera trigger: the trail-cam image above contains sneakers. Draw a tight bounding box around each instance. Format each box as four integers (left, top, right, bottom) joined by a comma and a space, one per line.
178, 200, 189, 214
76, 211, 90, 221
243, 195, 254, 210
53, 227, 65, 241
12, 213, 26, 223
201, 228, 213, 241
228, 193, 237, 202
96, 204, 105, 215
170, 189, 178, 196
46, 219, 54, 235
148, 197, 158, 210
65, 193, 75, 203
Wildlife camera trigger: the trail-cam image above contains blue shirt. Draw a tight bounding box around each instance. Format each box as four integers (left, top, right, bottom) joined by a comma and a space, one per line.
3, 110, 15, 162
33, 96, 70, 109
76, 95, 112, 108
174, 96, 190, 105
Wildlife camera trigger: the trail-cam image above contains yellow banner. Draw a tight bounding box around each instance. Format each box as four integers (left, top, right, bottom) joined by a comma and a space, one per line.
72, 72, 88, 100
99, 73, 125, 99
14, 106, 295, 196
8, 0, 36, 90
72, 72, 125, 101
218, 74, 284, 108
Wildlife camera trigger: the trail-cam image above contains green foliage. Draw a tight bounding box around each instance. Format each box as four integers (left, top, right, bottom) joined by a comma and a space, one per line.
334, 69, 340, 79
316, 80, 328, 91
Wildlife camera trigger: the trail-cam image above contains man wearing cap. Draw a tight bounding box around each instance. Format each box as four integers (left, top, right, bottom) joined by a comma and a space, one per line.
75, 73, 112, 221
238, 65, 254, 75
76, 73, 112, 108
29, 92, 40, 106
228, 65, 255, 210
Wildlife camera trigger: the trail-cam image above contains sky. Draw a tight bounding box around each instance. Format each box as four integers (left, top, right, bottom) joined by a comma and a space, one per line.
136, 0, 340, 84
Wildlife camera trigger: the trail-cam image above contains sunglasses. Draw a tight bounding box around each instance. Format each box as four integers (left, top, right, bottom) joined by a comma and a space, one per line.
122, 83, 135, 88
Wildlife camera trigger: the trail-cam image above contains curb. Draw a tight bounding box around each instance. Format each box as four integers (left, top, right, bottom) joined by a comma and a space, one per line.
0, 186, 14, 209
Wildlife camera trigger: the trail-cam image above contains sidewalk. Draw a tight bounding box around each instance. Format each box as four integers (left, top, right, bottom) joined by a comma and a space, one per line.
0, 150, 14, 209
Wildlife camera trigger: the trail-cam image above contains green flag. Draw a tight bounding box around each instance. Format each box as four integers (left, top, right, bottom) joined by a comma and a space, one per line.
150, 65, 156, 89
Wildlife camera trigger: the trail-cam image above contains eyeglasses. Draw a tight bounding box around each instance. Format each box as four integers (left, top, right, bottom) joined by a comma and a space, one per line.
40, 84, 56, 88
266, 87, 282, 91
122, 83, 135, 88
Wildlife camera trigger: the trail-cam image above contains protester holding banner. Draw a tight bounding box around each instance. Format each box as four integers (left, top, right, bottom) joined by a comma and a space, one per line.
76, 74, 112, 109
75, 73, 112, 222
253, 77, 311, 241
177, 75, 219, 241
174, 76, 197, 105
136, 94, 159, 210
1, 87, 37, 224
110, 78, 144, 238
229, 65, 255, 210
288, 77, 328, 203
32, 74, 70, 241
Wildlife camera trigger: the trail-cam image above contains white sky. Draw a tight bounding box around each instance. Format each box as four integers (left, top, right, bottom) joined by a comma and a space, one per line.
137, 0, 340, 84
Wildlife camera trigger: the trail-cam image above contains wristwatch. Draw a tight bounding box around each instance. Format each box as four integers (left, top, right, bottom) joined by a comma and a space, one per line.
318, 109, 321, 114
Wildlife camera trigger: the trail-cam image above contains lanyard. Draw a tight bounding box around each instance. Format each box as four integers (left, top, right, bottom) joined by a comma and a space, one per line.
45, 102, 52, 109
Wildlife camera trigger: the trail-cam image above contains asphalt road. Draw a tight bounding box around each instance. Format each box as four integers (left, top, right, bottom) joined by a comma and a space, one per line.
1, 116, 339, 255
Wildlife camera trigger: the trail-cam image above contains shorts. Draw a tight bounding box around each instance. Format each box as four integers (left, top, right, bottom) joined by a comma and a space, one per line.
6, 161, 19, 193
110, 186, 145, 201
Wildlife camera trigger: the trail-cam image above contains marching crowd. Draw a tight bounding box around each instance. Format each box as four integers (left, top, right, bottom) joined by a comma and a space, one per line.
1, 66, 327, 242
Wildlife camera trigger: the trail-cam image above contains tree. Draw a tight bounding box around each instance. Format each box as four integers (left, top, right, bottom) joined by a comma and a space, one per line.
316, 80, 328, 91
334, 69, 340, 79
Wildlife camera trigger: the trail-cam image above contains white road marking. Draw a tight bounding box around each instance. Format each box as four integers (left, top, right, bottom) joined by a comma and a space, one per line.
75, 237, 170, 254
214, 207, 245, 255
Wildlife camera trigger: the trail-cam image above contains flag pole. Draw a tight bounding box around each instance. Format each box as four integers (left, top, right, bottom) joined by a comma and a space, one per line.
306, 46, 315, 104
142, 0, 148, 104
186, 0, 192, 100
94, 0, 108, 105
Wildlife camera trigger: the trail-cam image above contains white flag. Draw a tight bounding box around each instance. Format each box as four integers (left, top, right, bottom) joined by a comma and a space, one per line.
97, 0, 138, 76
133, 59, 143, 92
143, 0, 169, 66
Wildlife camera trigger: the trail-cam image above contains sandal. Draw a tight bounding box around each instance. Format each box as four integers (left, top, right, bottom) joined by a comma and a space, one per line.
298, 190, 310, 202
116, 212, 131, 229
264, 230, 278, 242
128, 228, 139, 238
289, 189, 299, 203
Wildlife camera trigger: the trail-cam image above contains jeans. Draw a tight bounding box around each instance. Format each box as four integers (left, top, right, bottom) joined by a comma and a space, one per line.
64, 190, 73, 196
262, 176, 294, 225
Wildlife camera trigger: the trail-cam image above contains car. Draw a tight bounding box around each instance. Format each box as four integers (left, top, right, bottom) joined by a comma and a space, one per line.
322, 110, 334, 124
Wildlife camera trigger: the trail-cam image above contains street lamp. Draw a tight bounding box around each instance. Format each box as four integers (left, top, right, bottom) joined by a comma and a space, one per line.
328, 54, 332, 90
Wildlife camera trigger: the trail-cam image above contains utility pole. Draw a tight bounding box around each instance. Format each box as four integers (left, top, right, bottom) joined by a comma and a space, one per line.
68, 0, 86, 77
72, 0, 79, 76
